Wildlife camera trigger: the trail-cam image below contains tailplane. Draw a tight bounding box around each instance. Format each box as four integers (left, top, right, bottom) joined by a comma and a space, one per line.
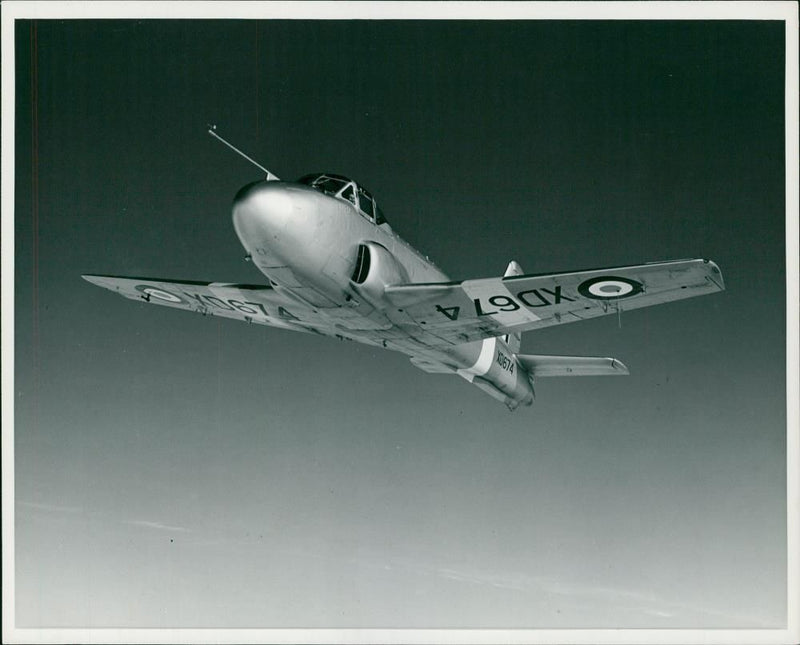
516, 354, 629, 378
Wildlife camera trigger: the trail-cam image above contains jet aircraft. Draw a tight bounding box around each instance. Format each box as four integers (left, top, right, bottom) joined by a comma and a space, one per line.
83, 127, 725, 410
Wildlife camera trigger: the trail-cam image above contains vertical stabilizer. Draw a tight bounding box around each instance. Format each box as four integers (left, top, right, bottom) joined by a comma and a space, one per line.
501, 260, 524, 353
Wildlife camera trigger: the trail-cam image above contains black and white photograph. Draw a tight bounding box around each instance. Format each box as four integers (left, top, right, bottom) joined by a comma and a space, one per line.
3, 2, 798, 643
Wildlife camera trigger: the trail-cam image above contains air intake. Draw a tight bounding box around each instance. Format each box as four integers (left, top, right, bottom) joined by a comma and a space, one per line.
351, 244, 371, 284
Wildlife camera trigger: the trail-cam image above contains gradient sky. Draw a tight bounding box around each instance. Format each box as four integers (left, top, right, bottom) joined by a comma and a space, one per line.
13, 16, 787, 629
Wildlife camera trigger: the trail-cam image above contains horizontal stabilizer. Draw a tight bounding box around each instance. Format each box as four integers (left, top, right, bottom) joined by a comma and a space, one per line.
516, 354, 629, 377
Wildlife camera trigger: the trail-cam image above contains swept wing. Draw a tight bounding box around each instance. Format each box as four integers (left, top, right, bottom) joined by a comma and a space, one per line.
82, 274, 329, 334
385, 258, 724, 346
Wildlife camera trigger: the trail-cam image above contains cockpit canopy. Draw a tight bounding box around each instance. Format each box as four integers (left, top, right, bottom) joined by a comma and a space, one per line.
297, 173, 387, 225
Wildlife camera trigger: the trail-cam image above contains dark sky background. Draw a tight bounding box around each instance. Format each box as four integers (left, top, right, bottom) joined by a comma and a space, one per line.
14, 18, 786, 628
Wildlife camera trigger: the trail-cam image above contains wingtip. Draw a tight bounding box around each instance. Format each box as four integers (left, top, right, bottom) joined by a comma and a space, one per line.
610, 358, 630, 375
82, 274, 108, 287
702, 259, 725, 291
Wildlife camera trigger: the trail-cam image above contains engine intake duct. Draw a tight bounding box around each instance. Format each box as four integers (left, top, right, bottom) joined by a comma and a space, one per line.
349, 241, 409, 308
351, 244, 371, 284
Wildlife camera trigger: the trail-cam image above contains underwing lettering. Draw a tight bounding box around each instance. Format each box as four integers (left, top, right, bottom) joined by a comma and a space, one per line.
436, 304, 460, 321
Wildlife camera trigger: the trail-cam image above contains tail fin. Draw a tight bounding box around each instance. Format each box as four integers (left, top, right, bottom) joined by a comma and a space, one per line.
516, 354, 629, 377
501, 260, 524, 353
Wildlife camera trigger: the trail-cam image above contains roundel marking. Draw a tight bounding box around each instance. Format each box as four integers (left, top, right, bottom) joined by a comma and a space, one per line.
135, 285, 185, 304
577, 276, 643, 300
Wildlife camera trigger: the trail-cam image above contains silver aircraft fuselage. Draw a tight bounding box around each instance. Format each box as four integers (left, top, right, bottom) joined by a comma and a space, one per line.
83, 131, 726, 411
84, 161, 724, 410
232, 179, 535, 408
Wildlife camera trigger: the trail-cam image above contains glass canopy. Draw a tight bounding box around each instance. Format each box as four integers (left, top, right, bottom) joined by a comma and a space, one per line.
297, 173, 387, 225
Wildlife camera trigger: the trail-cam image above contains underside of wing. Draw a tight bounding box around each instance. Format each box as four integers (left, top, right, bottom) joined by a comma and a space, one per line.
82, 274, 330, 334
384, 258, 724, 346
409, 355, 458, 374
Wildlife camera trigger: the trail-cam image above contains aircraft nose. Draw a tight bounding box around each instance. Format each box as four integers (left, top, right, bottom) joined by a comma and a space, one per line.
232, 181, 295, 251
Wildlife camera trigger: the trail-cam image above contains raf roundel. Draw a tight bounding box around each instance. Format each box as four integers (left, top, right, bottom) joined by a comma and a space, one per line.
577, 276, 644, 300
134, 285, 186, 304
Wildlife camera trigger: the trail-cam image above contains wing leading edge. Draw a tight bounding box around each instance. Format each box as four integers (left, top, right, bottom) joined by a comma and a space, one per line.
385, 258, 724, 346
82, 274, 326, 333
